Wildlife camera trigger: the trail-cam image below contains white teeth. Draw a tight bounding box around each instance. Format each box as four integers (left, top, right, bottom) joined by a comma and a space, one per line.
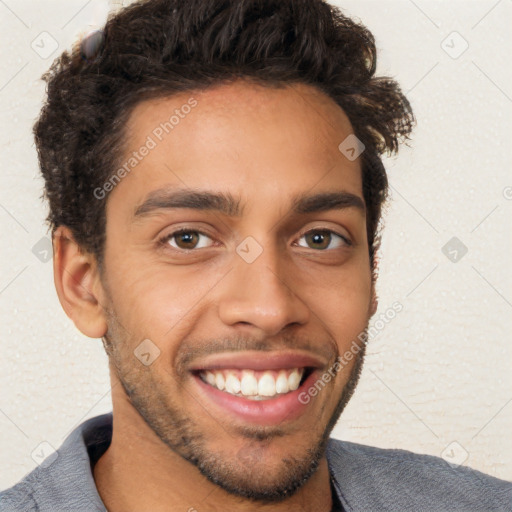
205, 371, 216, 387
225, 373, 241, 394
275, 371, 289, 394
258, 372, 276, 396
215, 372, 225, 391
288, 369, 301, 391
200, 367, 305, 398
240, 370, 258, 396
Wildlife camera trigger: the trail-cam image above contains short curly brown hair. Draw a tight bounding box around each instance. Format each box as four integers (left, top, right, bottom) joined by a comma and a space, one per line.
34, 0, 414, 271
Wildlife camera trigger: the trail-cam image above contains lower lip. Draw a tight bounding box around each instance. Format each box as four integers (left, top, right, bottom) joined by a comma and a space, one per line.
192, 370, 320, 426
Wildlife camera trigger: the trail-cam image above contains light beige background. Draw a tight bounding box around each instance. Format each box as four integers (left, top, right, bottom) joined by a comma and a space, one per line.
1, 0, 511, 489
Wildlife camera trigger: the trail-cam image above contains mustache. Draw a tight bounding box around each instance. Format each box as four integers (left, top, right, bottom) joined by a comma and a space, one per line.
175, 332, 338, 376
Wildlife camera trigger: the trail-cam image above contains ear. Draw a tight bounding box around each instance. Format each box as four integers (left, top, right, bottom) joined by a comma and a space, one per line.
53, 226, 108, 339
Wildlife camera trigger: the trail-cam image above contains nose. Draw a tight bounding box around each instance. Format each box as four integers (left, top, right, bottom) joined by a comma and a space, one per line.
217, 241, 310, 337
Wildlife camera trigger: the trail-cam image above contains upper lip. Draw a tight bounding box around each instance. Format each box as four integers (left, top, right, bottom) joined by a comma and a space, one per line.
188, 350, 328, 372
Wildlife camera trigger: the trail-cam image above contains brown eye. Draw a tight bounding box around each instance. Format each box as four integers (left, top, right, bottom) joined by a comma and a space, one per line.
164, 229, 214, 251
297, 229, 350, 250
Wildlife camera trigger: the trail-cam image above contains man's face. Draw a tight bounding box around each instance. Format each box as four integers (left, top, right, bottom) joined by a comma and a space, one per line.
99, 80, 374, 501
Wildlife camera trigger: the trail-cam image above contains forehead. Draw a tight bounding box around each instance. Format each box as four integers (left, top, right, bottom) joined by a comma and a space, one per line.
124, 79, 355, 162
109, 80, 363, 218
127, 79, 352, 132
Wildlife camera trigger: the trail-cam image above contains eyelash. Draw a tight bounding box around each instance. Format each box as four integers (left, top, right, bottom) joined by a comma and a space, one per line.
158, 227, 352, 252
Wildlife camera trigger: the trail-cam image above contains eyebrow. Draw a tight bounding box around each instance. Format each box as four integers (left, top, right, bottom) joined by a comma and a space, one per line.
133, 187, 365, 219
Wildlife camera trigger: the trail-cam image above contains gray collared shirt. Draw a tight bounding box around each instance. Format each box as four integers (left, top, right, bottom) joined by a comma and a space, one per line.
1, 413, 511, 511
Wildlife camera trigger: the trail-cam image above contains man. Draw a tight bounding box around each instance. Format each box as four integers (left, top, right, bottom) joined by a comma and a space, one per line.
1, 0, 510, 511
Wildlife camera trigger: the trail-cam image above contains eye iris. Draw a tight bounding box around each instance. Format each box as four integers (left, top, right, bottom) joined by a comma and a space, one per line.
175, 231, 199, 249
306, 231, 330, 250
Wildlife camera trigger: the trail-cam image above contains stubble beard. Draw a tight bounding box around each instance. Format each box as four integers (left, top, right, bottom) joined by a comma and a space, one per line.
101, 303, 368, 503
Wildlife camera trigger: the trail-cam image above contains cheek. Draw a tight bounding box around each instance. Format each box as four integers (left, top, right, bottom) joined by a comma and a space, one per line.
321, 288, 370, 343
302, 262, 372, 343
103, 255, 222, 347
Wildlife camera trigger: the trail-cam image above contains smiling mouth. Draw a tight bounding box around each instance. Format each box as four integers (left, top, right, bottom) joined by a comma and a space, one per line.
196, 367, 313, 400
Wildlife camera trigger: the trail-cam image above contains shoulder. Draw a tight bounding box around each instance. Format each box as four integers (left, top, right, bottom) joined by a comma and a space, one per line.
326, 438, 512, 512
0, 413, 111, 511
0, 479, 38, 512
